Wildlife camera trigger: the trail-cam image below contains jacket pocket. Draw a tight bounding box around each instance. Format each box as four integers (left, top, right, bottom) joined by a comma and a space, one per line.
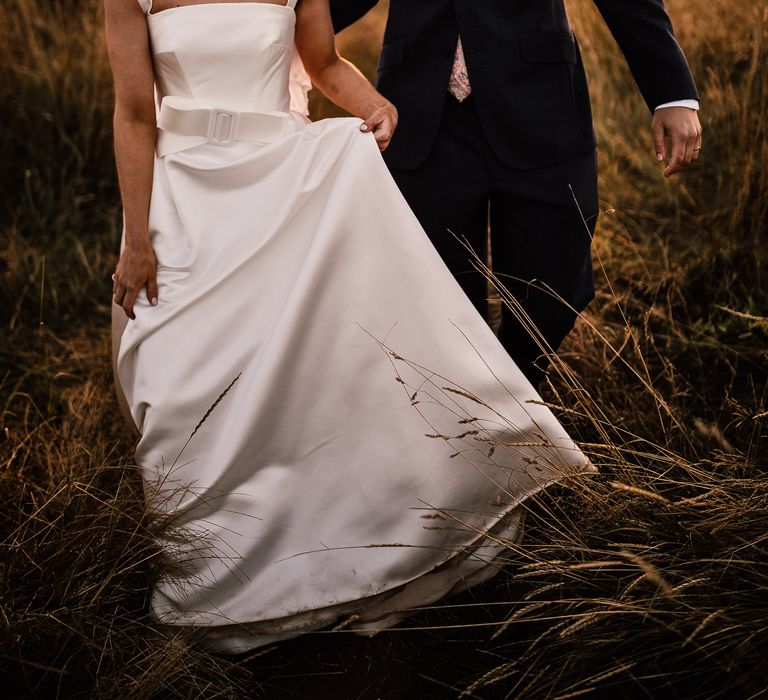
378, 36, 406, 71
517, 32, 577, 64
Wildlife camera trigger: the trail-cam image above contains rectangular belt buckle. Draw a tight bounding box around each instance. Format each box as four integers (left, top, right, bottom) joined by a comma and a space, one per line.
207, 107, 240, 146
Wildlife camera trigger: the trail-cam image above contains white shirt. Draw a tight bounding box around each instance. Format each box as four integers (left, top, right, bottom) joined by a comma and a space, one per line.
655, 99, 699, 111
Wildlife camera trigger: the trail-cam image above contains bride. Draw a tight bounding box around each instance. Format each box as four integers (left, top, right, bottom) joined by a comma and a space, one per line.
106, 0, 595, 653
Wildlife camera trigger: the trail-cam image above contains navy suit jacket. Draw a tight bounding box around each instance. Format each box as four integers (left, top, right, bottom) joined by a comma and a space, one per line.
330, 0, 699, 171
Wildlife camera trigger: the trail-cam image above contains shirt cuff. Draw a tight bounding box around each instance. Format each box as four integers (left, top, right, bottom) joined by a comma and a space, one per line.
654, 99, 700, 111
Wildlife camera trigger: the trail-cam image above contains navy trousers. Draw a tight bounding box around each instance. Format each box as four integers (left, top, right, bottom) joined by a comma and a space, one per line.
387, 92, 600, 385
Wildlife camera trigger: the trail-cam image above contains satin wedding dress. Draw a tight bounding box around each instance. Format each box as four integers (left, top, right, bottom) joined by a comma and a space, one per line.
111, 0, 596, 654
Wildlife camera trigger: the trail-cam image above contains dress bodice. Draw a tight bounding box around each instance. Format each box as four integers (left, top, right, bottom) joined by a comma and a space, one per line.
140, 1, 298, 113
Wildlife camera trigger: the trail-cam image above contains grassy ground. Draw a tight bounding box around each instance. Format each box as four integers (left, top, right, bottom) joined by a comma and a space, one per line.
1, 0, 767, 697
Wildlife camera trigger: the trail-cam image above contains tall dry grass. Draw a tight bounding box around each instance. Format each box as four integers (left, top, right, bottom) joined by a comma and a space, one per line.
1, 0, 766, 697
462, 2, 768, 696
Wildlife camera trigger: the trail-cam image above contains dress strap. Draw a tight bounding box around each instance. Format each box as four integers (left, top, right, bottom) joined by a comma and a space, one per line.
284, 0, 298, 8
137, 0, 153, 14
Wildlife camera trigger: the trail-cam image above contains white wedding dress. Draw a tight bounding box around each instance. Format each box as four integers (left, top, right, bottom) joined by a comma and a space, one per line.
112, 0, 596, 654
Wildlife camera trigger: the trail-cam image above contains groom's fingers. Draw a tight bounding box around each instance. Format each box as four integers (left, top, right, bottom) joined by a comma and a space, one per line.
664, 132, 686, 176
663, 122, 695, 176
653, 107, 702, 177
652, 120, 667, 163
665, 127, 698, 176
693, 134, 703, 161
683, 134, 696, 166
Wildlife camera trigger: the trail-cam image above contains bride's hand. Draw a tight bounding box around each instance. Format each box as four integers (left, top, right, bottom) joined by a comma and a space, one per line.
294, 0, 398, 151
360, 102, 398, 151
112, 242, 158, 320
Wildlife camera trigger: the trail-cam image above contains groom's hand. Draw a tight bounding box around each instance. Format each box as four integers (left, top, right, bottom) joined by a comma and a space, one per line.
652, 106, 702, 177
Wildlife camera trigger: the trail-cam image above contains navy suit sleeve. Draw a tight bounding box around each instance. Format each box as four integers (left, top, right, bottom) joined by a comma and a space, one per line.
592, 0, 699, 112
329, 0, 379, 33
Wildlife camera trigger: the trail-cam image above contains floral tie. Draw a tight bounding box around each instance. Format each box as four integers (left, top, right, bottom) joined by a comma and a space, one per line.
448, 36, 472, 102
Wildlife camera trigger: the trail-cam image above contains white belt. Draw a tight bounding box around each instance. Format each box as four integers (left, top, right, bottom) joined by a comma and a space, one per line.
156, 96, 295, 156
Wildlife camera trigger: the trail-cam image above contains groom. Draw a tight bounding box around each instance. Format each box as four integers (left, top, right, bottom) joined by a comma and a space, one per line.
330, 0, 702, 385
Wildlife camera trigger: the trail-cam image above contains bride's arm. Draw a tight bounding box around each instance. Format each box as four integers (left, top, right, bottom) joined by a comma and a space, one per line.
295, 0, 397, 150
104, 0, 159, 319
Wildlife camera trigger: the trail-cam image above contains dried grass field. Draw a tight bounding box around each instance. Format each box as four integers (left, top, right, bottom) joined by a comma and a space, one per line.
1, 0, 767, 698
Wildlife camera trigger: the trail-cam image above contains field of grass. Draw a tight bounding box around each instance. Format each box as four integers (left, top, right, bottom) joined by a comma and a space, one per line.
1, 0, 766, 697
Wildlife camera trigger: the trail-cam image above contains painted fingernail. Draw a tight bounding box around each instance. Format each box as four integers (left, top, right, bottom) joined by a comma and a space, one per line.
360, 124, 368, 132
151, 297, 158, 306
656, 153, 664, 161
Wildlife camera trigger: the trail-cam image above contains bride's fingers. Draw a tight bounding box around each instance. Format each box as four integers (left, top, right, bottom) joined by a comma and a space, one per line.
360, 108, 396, 150
147, 272, 159, 307
375, 131, 392, 150
360, 113, 381, 134
113, 284, 126, 306
360, 116, 388, 148
122, 287, 138, 320
373, 118, 395, 150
